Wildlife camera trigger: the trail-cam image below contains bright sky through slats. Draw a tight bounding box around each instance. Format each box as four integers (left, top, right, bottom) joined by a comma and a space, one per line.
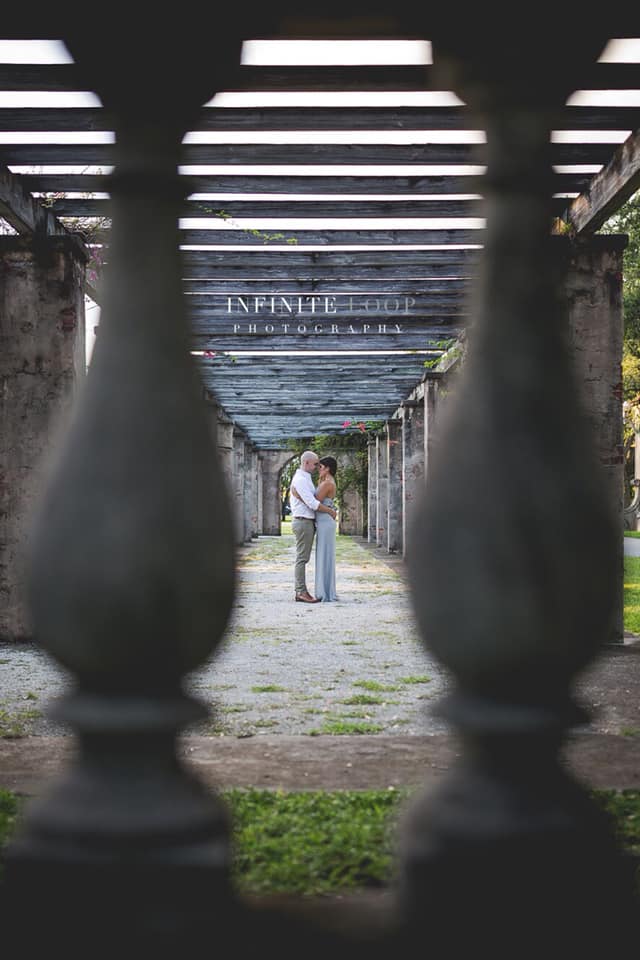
240, 39, 432, 65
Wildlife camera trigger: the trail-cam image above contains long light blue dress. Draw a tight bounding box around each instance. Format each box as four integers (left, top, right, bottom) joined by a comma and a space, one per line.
315, 495, 338, 601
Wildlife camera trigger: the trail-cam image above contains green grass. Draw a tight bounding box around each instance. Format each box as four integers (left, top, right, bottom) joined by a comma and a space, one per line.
0, 706, 42, 739
624, 557, 640, 634
307, 720, 385, 735
354, 680, 400, 693
1, 788, 638, 895
625, 531, 640, 539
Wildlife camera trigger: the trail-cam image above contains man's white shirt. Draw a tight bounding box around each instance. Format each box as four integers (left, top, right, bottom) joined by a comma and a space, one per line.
290, 467, 320, 519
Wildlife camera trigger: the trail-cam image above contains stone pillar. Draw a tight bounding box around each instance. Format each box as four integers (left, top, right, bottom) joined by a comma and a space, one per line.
566, 234, 627, 643
386, 419, 403, 553
375, 432, 388, 548
402, 399, 425, 558
216, 413, 235, 515
0, 235, 87, 642
260, 450, 291, 536
249, 446, 259, 539
367, 437, 377, 542
256, 455, 264, 535
243, 443, 255, 543
233, 430, 246, 546
424, 377, 440, 483
336, 449, 364, 535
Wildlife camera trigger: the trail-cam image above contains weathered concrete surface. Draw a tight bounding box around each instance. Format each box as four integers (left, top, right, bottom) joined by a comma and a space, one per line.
0, 236, 86, 642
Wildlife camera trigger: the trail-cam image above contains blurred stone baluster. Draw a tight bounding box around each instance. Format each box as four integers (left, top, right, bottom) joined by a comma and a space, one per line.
2, 28, 249, 949
399, 33, 639, 952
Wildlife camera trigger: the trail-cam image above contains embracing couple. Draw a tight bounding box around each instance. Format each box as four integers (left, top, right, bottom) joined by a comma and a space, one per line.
290, 450, 338, 603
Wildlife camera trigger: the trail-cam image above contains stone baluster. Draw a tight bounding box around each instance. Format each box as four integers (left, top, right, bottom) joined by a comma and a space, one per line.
399, 33, 639, 952
2, 27, 244, 950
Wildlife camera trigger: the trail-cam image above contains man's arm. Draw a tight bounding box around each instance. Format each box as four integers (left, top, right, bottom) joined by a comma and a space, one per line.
293, 474, 337, 519
292, 471, 320, 511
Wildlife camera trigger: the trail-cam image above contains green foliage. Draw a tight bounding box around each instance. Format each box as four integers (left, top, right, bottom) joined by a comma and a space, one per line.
2, 787, 639, 894
0, 705, 42, 738
623, 556, 640, 634
592, 789, 640, 855
280, 432, 371, 508
602, 190, 640, 396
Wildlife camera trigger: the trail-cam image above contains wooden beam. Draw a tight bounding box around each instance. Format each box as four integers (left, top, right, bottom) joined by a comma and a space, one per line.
0, 141, 615, 166
0, 60, 635, 93
181, 248, 477, 267
50, 197, 485, 219
183, 278, 470, 294
2, 104, 636, 133
18, 172, 593, 196
561, 128, 640, 235
179, 228, 483, 245
0, 163, 100, 303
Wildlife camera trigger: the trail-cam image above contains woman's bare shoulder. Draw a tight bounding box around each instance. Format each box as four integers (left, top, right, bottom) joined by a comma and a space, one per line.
315, 478, 335, 500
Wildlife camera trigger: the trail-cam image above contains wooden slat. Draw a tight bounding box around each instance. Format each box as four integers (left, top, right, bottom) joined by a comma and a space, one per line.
17, 172, 594, 196
188, 288, 464, 307
189, 302, 465, 320
180, 264, 477, 281
183, 278, 470, 294
1, 103, 637, 134
50, 197, 484, 218
0, 104, 633, 132
0, 142, 616, 165
181, 248, 473, 267
0, 60, 636, 92
192, 326, 461, 354
179, 228, 483, 245
202, 353, 432, 370
227, 62, 640, 93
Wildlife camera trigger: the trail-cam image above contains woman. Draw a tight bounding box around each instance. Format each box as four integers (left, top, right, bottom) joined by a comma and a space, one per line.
291, 455, 338, 601
312, 456, 338, 602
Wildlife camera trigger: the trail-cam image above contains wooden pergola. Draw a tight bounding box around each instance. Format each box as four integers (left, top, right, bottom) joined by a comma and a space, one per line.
1, 30, 638, 447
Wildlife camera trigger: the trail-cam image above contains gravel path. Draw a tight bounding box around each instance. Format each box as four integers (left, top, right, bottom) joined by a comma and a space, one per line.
0, 532, 452, 739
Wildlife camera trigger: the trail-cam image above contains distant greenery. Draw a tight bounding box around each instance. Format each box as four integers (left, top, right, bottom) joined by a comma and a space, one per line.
602, 191, 640, 495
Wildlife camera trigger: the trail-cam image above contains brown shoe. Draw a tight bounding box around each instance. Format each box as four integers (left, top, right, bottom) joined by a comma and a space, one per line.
295, 592, 320, 603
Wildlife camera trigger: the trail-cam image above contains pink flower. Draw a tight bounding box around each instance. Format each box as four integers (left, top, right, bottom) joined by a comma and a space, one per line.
357, 422, 366, 432
341, 420, 352, 428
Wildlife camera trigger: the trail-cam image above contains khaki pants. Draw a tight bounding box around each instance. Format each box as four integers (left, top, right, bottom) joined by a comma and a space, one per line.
292, 517, 316, 594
